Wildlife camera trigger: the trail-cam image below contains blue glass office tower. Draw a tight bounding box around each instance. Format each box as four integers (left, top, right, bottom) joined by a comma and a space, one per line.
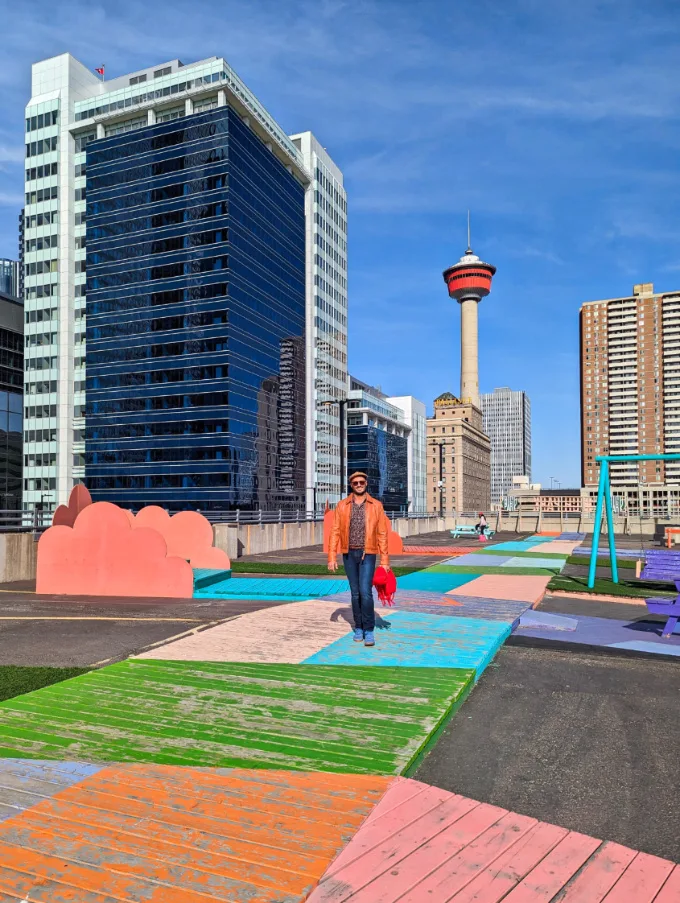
85, 107, 306, 510
347, 425, 408, 513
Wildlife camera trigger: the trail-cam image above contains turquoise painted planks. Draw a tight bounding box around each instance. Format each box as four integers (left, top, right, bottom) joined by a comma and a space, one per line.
195, 576, 349, 599
395, 573, 476, 593
0, 661, 474, 775
303, 611, 511, 677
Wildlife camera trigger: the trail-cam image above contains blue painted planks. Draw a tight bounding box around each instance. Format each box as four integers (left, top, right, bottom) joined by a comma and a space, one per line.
517, 611, 680, 656
195, 576, 350, 599
440, 553, 514, 567
0, 759, 101, 822
394, 572, 476, 593
303, 610, 511, 677
504, 556, 567, 570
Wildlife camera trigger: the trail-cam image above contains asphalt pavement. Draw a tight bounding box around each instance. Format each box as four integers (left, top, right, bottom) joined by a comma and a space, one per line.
414, 644, 680, 861
0, 592, 285, 667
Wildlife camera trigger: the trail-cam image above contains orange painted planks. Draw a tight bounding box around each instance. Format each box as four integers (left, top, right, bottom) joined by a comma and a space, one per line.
501, 831, 603, 901
447, 822, 569, 902
555, 841, 638, 901
0, 766, 390, 903
600, 851, 676, 902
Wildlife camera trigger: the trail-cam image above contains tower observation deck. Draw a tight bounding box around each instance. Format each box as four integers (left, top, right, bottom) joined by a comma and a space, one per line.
442, 241, 496, 409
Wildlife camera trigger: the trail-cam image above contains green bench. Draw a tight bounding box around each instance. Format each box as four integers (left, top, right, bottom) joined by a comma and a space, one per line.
450, 525, 496, 539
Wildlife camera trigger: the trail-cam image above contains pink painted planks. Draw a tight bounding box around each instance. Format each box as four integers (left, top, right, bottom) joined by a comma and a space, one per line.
136, 598, 352, 663
528, 540, 579, 555
308, 778, 680, 903
599, 852, 676, 902
448, 574, 550, 606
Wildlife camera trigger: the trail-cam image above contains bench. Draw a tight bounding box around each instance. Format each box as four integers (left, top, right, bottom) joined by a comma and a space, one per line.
450, 525, 496, 540
641, 550, 680, 638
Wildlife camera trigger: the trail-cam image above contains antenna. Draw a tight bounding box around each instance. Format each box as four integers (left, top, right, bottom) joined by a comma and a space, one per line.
466, 210, 472, 253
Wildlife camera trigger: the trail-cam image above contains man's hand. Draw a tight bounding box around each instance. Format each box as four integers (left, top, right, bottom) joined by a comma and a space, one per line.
328, 560, 339, 572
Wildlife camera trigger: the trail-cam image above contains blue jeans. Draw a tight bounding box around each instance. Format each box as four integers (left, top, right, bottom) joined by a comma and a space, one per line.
343, 550, 376, 632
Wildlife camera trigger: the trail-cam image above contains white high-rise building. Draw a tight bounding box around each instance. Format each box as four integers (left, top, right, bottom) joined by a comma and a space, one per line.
481, 387, 531, 505
290, 132, 348, 511
23, 53, 345, 511
387, 395, 427, 513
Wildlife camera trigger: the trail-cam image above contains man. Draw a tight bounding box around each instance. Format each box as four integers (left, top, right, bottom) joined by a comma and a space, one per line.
328, 471, 390, 646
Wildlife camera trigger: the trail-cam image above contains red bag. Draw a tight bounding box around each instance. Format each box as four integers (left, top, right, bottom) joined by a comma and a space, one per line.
373, 567, 396, 606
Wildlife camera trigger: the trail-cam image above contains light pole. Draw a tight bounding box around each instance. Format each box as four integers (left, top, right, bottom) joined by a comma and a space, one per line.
320, 398, 348, 497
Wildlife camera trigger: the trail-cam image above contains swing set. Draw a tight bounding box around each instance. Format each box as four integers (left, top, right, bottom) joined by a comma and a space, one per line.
587, 452, 680, 588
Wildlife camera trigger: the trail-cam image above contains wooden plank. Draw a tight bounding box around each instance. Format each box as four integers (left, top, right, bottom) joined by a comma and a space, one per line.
363, 811, 538, 903
555, 841, 637, 901
0, 661, 472, 774
447, 822, 568, 902
310, 801, 506, 902
324, 782, 465, 878
599, 852, 676, 902
0, 766, 387, 903
501, 832, 603, 901
655, 865, 680, 902
137, 599, 353, 663
303, 611, 511, 677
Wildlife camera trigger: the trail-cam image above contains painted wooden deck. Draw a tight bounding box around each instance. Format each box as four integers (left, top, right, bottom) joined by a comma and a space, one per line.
303, 611, 512, 677
516, 610, 680, 657
395, 572, 480, 593
194, 576, 349, 599
137, 599, 354, 663
0, 763, 390, 902
307, 776, 680, 903
0, 661, 474, 774
448, 575, 550, 606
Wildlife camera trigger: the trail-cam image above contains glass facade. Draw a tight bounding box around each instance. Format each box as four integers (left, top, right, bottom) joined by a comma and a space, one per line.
0, 298, 23, 510
84, 106, 306, 510
347, 424, 408, 513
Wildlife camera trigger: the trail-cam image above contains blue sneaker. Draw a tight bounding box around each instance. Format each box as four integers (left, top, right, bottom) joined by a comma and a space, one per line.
364, 631, 375, 647
353, 628, 364, 642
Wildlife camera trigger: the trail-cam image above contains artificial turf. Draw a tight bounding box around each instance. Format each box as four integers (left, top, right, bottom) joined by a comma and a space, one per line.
565, 555, 636, 569
0, 666, 90, 703
230, 561, 419, 577
429, 564, 560, 576
548, 573, 676, 598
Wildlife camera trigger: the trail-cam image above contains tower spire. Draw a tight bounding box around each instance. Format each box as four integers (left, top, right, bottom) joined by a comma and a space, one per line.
467, 210, 471, 254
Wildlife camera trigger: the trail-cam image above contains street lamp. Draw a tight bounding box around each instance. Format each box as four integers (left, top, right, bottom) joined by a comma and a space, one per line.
319, 398, 349, 497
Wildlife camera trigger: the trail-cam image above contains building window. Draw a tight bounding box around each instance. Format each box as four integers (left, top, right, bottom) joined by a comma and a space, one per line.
154, 66, 172, 78
129, 74, 148, 85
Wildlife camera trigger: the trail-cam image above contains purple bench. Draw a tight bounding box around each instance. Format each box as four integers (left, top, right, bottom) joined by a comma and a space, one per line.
641, 550, 680, 638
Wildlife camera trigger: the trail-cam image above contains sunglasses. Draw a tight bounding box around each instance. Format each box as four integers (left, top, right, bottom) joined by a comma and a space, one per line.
351, 480, 367, 487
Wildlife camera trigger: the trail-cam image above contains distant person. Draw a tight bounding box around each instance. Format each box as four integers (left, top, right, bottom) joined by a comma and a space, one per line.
328, 471, 390, 646
476, 512, 487, 536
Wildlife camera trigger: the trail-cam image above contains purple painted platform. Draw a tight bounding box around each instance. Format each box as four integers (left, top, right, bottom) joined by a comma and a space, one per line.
516, 610, 680, 657
318, 589, 533, 623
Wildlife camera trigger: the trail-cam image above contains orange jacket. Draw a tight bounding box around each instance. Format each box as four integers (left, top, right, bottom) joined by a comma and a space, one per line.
328, 494, 390, 567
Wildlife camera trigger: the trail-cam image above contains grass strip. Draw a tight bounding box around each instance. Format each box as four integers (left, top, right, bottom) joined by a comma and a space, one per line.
427, 564, 560, 576
565, 555, 636, 569
231, 561, 419, 577
0, 666, 89, 703
548, 573, 676, 598
478, 549, 568, 560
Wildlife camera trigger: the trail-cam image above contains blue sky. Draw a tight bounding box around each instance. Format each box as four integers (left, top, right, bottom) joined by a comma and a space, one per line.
2, 0, 680, 487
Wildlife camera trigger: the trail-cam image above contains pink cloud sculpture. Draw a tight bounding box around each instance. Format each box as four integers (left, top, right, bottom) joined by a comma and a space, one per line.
52, 484, 93, 527
132, 506, 230, 569
37, 502, 194, 598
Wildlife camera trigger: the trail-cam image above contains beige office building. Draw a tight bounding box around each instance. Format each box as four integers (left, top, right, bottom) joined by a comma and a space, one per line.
427, 392, 491, 514
581, 282, 680, 490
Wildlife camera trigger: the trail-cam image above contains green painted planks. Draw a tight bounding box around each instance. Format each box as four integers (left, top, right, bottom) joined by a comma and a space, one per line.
0, 661, 474, 776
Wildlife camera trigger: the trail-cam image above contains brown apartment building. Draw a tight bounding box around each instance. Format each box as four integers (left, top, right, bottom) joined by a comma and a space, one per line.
427, 392, 491, 514
580, 282, 680, 494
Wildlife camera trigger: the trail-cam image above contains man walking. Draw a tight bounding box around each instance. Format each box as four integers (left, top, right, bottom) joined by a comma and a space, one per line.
328, 472, 390, 646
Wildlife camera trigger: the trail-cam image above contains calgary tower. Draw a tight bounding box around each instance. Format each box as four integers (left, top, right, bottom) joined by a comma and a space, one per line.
442, 219, 496, 409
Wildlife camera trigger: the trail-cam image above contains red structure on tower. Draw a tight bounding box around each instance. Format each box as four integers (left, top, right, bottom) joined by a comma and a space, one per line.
442, 223, 496, 409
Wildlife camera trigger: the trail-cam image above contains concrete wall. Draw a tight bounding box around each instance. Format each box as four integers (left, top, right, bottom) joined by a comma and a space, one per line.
213, 521, 325, 559
0, 532, 38, 583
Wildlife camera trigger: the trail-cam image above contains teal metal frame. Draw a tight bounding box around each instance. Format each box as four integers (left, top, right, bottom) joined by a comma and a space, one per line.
588, 453, 680, 587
